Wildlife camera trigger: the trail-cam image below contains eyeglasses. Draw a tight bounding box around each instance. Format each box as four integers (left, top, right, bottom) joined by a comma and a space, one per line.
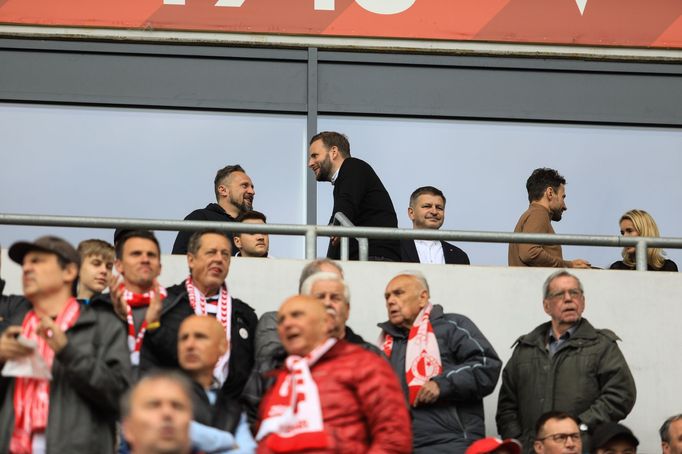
547, 288, 583, 300
537, 432, 582, 444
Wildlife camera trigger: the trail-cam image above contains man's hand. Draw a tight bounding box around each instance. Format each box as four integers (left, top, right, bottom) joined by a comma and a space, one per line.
109, 275, 127, 320
0, 326, 34, 362
37, 317, 69, 354
144, 280, 163, 325
413, 381, 440, 407
570, 259, 591, 269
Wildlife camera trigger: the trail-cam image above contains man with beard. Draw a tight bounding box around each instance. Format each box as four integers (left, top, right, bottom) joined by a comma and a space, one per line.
308, 131, 400, 261
508, 168, 590, 268
173, 164, 255, 255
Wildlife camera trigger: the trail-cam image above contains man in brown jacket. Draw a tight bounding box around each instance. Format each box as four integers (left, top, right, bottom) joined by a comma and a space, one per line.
508, 167, 590, 268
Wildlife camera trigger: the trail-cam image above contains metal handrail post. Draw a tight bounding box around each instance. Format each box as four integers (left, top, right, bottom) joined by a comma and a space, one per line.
340, 237, 349, 261
305, 226, 317, 260
635, 239, 648, 271
333, 212, 369, 261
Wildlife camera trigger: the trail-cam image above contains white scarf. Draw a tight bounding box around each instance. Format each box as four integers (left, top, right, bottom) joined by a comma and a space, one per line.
185, 277, 232, 385
256, 338, 337, 452
381, 303, 442, 405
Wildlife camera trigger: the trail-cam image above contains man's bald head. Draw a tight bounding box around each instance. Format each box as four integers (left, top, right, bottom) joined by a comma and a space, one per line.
277, 295, 332, 356
178, 315, 228, 384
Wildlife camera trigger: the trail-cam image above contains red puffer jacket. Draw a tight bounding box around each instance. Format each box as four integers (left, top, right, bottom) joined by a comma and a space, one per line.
257, 340, 412, 454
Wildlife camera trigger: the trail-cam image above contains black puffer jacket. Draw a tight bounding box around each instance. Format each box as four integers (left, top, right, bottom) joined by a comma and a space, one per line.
140, 283, 257, 399
378, 305, 502, 454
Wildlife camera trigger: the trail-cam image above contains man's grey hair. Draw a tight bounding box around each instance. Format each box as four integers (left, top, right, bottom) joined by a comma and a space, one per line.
300, 271, 350, 304
298, 259, 344, 292
542, 270, 583, 299
660, 414, 682, 443
120, 370, 194, 419
393, 270, 430, 294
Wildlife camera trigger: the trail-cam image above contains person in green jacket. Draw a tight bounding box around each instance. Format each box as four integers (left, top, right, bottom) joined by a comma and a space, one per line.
496, 270, 636, 454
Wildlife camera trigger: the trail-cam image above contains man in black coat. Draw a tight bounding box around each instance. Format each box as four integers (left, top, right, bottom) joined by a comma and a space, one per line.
308, 131, 400, 261
141, 229, 257, 399
172, 164, 255, 255
400, 186, 470, 265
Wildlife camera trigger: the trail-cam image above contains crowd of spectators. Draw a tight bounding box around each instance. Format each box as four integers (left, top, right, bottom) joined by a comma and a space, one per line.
0, 130, 678, 453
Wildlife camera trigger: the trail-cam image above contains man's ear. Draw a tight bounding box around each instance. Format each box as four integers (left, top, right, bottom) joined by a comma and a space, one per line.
63, 263, 78, 283
407, 206, 415, 222
542, 298, 551, 315
217, 184, 228, 198
233, 236, 242, 250
545, 186, 555, 200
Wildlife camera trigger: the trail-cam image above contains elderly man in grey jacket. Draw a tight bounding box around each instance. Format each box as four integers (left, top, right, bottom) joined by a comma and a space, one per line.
496, 270, 636, 454
378, 271, 501, 453
0, 236, 131, 453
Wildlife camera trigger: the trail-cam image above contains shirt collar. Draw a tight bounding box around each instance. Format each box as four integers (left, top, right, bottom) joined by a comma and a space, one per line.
548, 322, 579, 343
330, 167, 340, 185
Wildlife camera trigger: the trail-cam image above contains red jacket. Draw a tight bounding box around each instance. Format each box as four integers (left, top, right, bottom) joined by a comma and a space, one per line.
257, 340, 412, 454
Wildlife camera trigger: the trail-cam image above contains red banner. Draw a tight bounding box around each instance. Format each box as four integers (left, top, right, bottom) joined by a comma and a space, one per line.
1, 0, 680, 49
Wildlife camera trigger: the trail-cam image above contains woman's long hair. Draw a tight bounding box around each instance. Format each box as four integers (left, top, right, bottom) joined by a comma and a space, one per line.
620, 209, 667, 269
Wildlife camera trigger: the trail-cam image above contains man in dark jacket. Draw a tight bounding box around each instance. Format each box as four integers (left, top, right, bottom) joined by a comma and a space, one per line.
172, 164, 255, 255
308, 131, 400, 261
141, 229, 257, 399
400, 186, 470, 265
0, 236, 130, 453
496, 270, 637, 454
178, 315, 255, 452
378, 272, 502, 454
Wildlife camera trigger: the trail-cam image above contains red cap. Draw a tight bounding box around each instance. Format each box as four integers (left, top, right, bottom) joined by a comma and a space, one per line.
465, 437, 522, 454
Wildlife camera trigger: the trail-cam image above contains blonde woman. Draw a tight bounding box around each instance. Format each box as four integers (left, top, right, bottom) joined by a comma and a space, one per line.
610, 209, 678, 271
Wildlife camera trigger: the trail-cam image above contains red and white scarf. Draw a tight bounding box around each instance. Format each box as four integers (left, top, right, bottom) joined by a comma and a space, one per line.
11, 297, 80, 454
185, 277, 232, 385
381, 303, 442, 405
256, 338, 337, 453
121, 284, 167, 366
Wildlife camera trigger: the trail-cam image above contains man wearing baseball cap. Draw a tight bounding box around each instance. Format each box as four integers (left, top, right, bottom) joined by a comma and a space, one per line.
0, 236, 131, 453
466, 437, 522, 454
591, 422, 638, 454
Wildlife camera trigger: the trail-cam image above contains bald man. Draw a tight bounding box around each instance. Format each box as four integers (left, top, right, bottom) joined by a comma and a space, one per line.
379, 272, 501, 453
177, 315, 255, 453
256, 296, 412, 453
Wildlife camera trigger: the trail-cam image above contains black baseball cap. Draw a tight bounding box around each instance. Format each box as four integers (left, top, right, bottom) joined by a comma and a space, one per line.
9, 236, 80, 267
591, 423, 639, 453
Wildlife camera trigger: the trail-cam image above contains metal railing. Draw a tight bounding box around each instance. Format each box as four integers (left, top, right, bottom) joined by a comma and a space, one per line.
2, 212, 682, 271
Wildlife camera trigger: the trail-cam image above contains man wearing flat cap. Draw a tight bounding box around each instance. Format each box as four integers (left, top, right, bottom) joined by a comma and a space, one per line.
0, 236, 131, 453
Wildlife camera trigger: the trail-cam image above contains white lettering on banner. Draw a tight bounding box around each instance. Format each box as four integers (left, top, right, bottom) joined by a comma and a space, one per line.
315, 0, 335, 11
162, 0, 418, 14
575, 0, 588, 15
215, 0, 247, 6
355, 0, 416, 15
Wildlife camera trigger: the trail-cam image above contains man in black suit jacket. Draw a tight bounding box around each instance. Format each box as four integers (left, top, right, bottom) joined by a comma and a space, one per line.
308, 131, 400, 261
400, 186, 470, 265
